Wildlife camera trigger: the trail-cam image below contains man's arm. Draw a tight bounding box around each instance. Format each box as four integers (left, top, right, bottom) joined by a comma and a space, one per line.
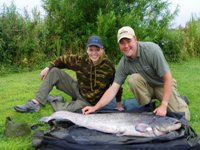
153, 71, 173, 116
115, 86, 124, 111
82, 82, 121, 114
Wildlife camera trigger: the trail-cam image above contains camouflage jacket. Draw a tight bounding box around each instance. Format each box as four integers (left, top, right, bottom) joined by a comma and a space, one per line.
48, 54, 122, 105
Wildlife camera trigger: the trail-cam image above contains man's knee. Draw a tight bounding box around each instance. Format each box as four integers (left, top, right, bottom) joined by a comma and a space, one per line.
128, 74, 144, 88
49, 67, 60, 74
45, 67, 63, 82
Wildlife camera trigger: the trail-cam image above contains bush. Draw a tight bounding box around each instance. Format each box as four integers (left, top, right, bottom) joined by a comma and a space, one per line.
0, 3, 48, 69
2, 0, 200, 73
158, 29, 183, 62
182, 16, 200, 57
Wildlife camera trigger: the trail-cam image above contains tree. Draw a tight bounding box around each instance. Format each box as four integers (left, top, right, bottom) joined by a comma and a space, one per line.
42, 0, 178, 60
0, 3, 47, 68
0, 0, 179, 69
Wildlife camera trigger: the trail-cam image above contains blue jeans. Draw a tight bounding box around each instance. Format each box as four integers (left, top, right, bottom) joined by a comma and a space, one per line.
100, 98, 140, 112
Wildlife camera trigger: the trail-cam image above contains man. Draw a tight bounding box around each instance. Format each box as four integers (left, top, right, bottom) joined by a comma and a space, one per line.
14, 36, 123, 113
82, 26, 190, 121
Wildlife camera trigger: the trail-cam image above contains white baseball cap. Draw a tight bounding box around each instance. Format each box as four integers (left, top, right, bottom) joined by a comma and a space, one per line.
117, 26, 135, 42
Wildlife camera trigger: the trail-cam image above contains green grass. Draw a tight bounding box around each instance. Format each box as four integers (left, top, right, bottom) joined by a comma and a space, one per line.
169, 58, 200, 131
0, 58, 200, 149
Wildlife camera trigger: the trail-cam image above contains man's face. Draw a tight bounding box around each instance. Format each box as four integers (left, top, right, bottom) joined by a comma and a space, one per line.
119, 37, 137, 58
87, 46, 103, 64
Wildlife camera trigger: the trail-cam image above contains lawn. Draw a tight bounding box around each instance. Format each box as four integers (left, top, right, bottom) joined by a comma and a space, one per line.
0, 58, 200, 149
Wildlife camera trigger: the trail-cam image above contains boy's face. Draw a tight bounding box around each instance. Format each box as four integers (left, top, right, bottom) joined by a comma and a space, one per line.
87, 46, 103, 64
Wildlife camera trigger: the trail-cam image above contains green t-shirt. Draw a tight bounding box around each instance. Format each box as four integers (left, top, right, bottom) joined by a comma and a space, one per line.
114, 42, 170, 87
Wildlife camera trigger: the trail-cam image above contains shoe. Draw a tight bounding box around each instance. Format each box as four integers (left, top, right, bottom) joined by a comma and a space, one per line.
47, 95, 64, 103
180, 95, 189, 105
14, 100, 40, 113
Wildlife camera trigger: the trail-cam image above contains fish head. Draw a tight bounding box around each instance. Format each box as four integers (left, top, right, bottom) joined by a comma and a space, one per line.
151, 116, 182, 135
135, 116, 182, 137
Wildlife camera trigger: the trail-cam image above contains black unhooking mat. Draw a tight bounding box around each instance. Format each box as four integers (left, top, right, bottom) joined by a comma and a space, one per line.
33, 105, 200, 150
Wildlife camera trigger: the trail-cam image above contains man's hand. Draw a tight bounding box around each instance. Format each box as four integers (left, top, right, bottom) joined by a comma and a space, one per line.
153, 103, 167, 116
116, 102, 124, 111
82, 106, 96, 115
40, 67, 49, 80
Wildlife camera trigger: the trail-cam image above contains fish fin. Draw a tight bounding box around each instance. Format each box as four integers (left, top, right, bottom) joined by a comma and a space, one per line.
135, 123, 152, 133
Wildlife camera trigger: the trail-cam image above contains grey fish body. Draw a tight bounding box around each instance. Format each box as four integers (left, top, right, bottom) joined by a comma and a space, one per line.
40, 111, 181, 137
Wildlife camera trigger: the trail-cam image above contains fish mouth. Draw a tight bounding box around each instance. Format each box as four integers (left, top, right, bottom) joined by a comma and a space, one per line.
154, 120, 182, 134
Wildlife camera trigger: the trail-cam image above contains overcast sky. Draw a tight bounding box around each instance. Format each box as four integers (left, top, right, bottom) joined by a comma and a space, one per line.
169, 0, 200, 27
0, 0, 200, 27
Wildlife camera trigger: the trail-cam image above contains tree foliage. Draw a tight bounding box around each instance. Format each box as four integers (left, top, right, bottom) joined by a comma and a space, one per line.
1, 0, 200, 71
42, 0, 177, 61
183, 16, 200, 56
0, 3, 47, 68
